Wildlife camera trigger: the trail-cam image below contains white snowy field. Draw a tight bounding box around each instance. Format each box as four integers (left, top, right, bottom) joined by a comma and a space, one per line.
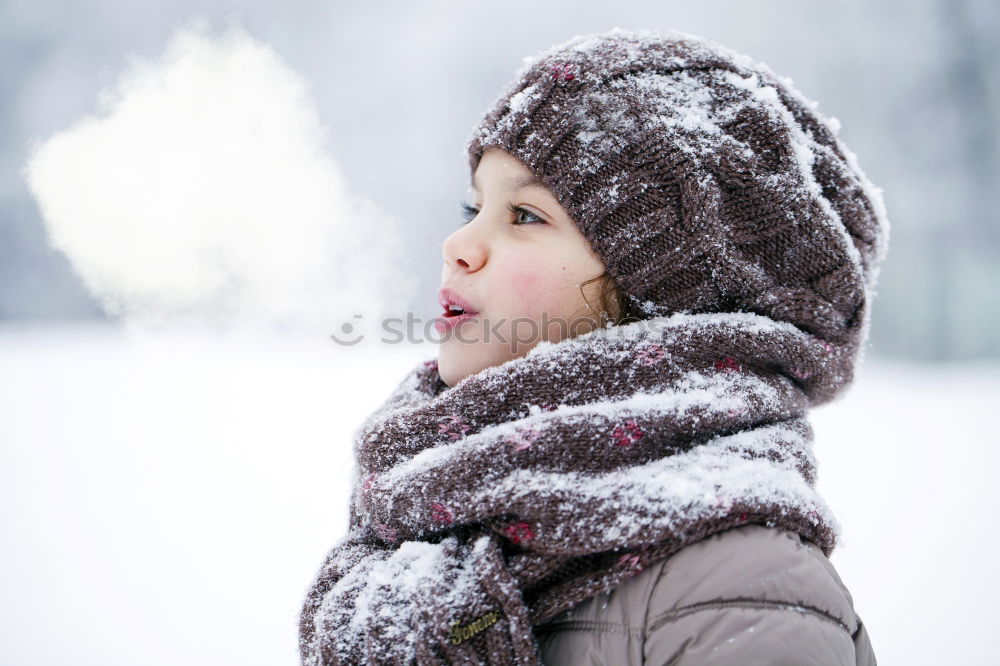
0, 320, 996, 666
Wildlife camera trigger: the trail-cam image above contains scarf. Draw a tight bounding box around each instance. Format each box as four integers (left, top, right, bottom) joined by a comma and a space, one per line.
299, 310, 848, 665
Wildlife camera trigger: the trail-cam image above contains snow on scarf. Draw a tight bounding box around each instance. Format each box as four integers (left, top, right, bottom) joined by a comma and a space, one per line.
298, 310, 847, 665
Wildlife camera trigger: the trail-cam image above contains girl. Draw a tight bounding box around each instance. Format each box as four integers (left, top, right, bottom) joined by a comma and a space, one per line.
300, 27, 887, 665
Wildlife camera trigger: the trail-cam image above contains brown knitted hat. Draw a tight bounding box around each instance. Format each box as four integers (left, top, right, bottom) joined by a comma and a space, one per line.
465, 27, 889, 360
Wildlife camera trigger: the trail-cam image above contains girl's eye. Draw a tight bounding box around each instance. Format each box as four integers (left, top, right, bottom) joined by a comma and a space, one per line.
457, 201, 546, 226
506, 202, 545, 226
460, 201, 478, 225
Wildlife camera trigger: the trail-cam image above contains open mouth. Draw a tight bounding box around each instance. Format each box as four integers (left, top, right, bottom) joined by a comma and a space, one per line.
435, 307, 477, 334
437, 287, 480, 320
444, 305, 471, 318
435, 287, 480, 335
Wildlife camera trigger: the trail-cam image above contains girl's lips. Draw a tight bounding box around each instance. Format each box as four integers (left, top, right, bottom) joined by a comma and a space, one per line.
437, 287, 480, 318
434, 311, 478, 334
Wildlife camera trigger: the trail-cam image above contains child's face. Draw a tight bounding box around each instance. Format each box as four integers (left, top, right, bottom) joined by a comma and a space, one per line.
436, 147, 608, 387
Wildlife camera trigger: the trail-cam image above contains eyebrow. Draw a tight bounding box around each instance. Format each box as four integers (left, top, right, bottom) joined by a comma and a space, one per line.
471, 171, 548, 192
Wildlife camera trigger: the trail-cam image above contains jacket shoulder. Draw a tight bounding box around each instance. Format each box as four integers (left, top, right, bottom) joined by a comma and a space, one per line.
644, 523, 872, 665
535, 524, 874, 665
647, 523, 858, 632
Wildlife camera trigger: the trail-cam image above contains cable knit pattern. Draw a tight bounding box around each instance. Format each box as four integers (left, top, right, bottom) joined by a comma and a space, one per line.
466, 27, 888, 405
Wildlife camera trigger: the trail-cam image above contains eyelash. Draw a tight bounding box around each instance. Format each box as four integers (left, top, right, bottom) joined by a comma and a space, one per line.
459, 201, 545, 226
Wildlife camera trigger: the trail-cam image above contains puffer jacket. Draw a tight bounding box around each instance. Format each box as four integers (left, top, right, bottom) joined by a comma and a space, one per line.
533, 524, 876, 665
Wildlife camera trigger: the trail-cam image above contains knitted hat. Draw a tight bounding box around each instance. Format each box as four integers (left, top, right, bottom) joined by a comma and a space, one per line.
465, 27, 889, 358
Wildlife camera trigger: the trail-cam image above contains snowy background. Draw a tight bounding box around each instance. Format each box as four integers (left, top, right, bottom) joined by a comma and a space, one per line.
2, 1, 999, 665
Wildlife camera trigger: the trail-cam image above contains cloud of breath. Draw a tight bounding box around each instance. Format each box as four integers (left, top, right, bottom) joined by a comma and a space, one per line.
23, 20, 411, 336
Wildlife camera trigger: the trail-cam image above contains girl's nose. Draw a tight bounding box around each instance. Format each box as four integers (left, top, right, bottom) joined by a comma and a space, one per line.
441, 226, 487, 274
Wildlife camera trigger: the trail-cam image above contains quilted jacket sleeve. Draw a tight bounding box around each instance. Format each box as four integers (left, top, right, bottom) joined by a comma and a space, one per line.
642, 525, 876, 666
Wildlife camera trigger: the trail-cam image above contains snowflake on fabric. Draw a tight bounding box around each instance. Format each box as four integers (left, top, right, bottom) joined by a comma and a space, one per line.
361, 472, 378, 494
438, 414, 472, 440
548, 62, 577, 81
726, 406, 749, 418
714, 356, 740, 372
505, 427, 542, 453
617, 552, 643, 572
611, 419, 644, 447
526, 402, 558, 415
712, 495, 733, 511
375, 523, 398, 542
636, 343, 666, 366
820, 340, 834, 353
430, 502, 454, 525
505, 521, 535, 545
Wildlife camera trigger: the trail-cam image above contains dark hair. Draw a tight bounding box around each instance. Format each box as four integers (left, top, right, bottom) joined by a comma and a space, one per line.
578, 272, 645, 328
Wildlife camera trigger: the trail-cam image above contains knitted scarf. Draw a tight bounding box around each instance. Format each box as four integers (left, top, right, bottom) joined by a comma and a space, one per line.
298, 310, 847, 665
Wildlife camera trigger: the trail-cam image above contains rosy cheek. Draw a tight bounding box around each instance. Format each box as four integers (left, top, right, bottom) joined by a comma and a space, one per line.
504, 259, 564, 314
507, 258, 551, 304
508, 268, 539, 299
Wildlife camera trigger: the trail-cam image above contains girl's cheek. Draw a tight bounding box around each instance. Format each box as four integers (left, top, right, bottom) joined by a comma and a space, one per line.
505, 257, 543, 303
506, 259, 572, 316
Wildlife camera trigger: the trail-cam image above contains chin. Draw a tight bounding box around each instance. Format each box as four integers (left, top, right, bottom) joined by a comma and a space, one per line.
437, 348, 470, 388
437, 343, 494, 387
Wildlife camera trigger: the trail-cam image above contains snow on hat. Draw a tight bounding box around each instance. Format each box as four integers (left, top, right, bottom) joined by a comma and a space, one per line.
465, 27, 889, 359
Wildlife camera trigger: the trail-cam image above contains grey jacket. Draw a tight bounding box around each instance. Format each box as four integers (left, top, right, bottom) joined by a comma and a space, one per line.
533, 524, 875, 665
